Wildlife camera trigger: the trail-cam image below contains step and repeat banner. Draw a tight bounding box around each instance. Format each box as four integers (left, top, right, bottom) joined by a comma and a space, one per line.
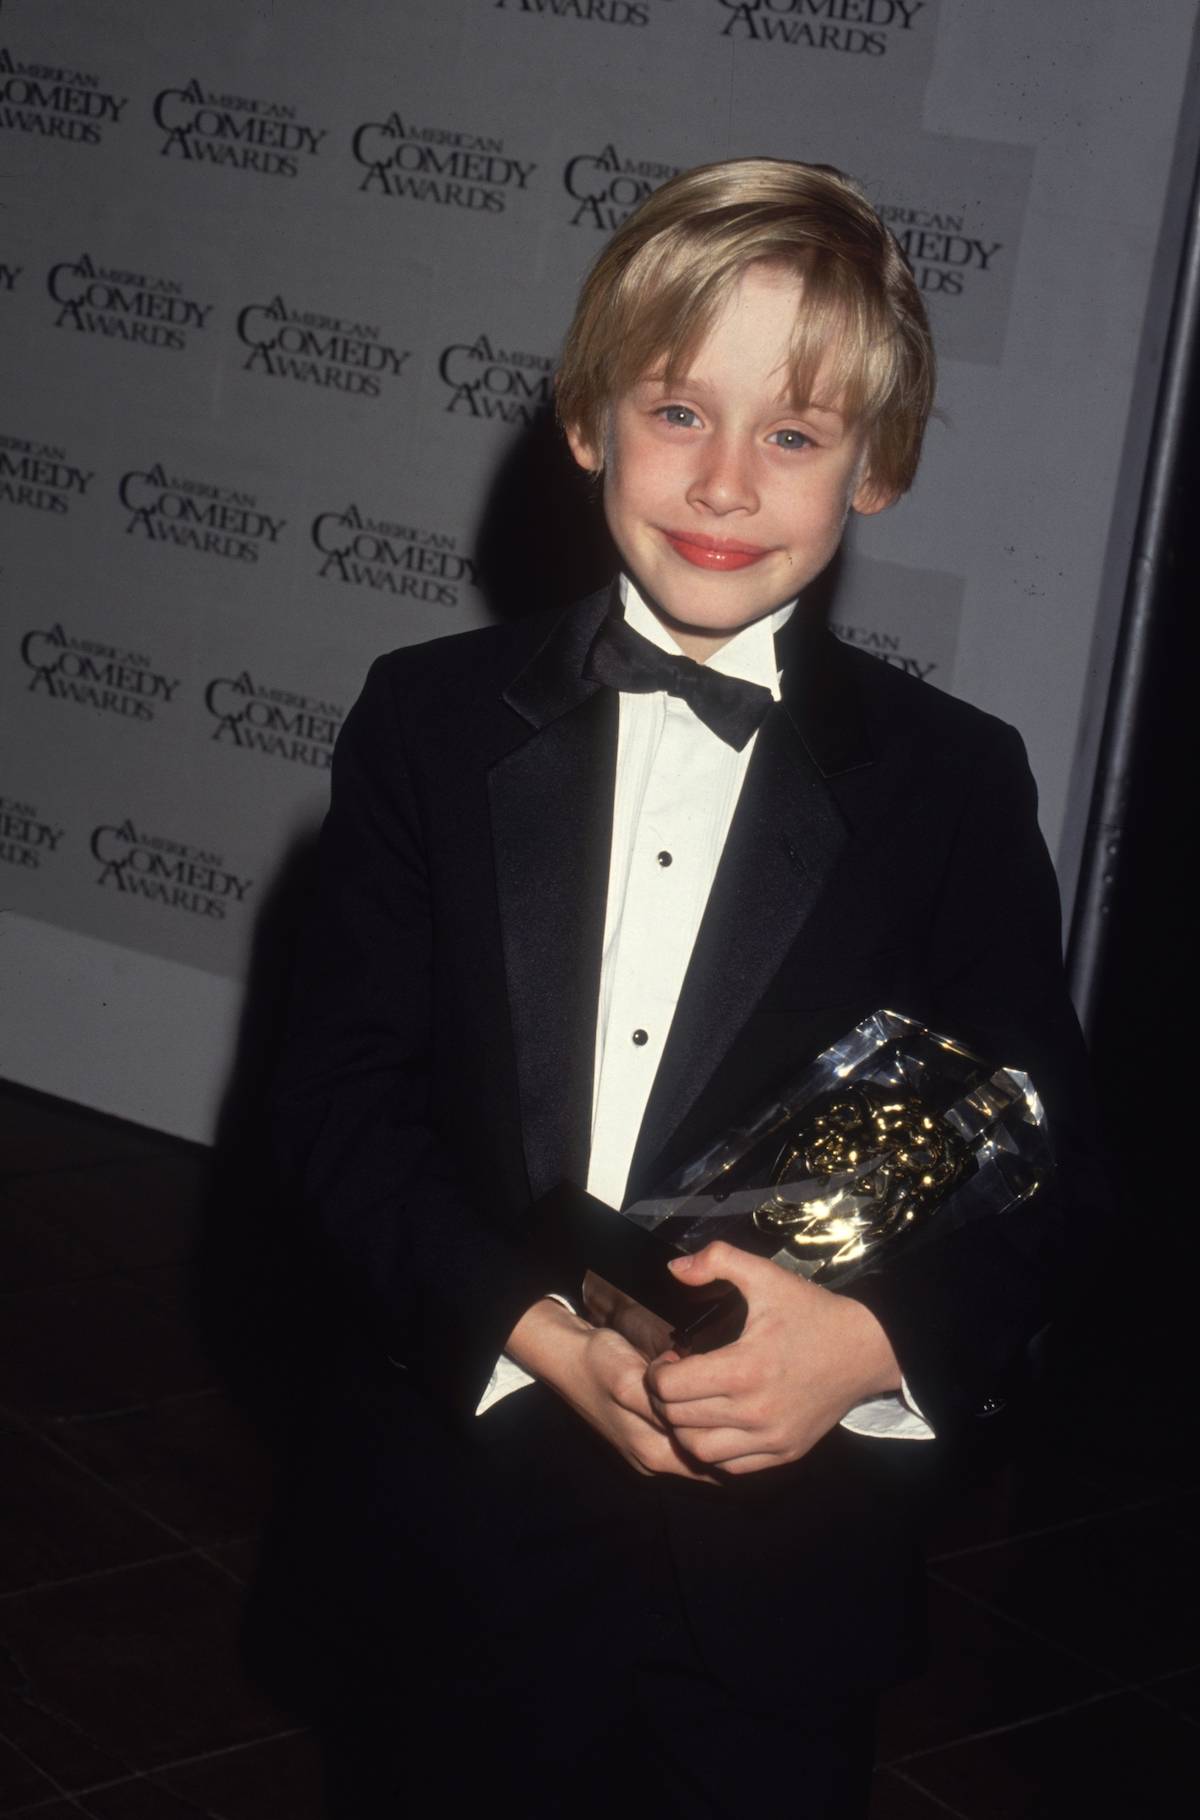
1, 0, 1196, 1136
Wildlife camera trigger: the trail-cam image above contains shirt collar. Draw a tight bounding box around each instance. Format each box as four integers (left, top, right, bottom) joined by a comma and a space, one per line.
619, 574, 795, 703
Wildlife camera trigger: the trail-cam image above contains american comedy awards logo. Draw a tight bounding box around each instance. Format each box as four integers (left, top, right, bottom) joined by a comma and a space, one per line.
714, 0, 926, 54
236, 295, 410, 398
204, 671, 343, 770
2, 434, 94, 515
438, 334, 554, 426
119, 463, 286, 563
0, 45, 129, 144
831, 558, 961, 688
832, 621, 936, 680
563, 143, 681, 230
493, 0, 654, 23
20, 624, 181, 723
91, 819, 253, 922
878, 200, 1000, 300
46, 254, 214, 352
153, 77, 328, 178
352, 112, 536, 212
0, 796, 65, 873
313, 504, 476, 608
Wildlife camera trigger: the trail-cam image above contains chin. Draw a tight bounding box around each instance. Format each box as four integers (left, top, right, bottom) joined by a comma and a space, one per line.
645, 578, 791, 637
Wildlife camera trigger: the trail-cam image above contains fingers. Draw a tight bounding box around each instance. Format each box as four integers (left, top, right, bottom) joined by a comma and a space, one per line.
649, 1393, 745, 1429
611, 1374, 670, 1434
668, 1240, 778, 1292
672, 1422, 772, 1462
622, 1411, 723, 1483
644, 1338, 783, 1460
577, 1328, 726, 1484
647, 1344, 753, 1406
606, 1367, 723, 1481
710, 1452, 780, 1476
670, 1419, 811, 1474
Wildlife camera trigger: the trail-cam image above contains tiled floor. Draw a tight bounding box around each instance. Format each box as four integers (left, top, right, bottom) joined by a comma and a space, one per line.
2, 1079, 1196, 1817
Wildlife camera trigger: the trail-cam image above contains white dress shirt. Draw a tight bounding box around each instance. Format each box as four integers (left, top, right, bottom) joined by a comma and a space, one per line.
477, 578, 932, 1441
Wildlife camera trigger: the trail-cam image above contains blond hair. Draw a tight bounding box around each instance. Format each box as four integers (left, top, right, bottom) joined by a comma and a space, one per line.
556, 159, 935, 496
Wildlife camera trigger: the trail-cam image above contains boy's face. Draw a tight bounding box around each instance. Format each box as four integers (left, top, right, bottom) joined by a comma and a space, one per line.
566, 263, 892, 660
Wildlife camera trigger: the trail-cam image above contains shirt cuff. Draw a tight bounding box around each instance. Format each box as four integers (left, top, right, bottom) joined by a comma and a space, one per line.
839, 1373, 935, 1442
474, 1293, 576, 1417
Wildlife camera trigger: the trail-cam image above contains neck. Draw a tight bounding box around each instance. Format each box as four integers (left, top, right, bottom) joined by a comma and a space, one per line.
661, 623, 736, 664
637, 598, 737, 665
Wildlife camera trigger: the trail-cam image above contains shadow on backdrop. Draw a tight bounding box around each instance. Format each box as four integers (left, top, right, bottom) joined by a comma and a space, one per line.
472, 402, 617, 617
189, 406, 612, 1450
191, 828, 326, 1450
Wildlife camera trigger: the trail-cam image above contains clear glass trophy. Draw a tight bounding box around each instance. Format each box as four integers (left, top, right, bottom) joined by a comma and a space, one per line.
536, 1009, 1052, 1354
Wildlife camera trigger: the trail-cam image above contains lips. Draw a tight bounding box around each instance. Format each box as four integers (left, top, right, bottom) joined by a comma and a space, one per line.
660, 528, 772, 571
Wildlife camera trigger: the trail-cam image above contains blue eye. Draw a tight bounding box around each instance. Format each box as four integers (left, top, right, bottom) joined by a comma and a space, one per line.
769, 428, 812, 451
658, 405, 700, 428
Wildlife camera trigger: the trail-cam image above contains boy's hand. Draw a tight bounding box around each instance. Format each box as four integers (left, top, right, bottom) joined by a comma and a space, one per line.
645, 1243, 903, 1475
505, 1297, 720, 1483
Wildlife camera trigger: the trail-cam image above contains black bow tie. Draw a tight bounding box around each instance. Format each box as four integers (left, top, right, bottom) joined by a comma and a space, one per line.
584, 614, 774, 751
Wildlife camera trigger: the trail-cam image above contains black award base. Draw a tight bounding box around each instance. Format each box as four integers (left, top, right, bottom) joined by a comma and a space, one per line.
532, 1180, 748, 1354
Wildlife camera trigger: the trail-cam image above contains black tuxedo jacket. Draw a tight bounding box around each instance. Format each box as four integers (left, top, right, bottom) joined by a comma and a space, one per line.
267, 584, 1107, 1699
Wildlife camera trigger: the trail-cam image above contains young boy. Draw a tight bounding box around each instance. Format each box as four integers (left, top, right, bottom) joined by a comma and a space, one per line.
266, 161, 1103, 1816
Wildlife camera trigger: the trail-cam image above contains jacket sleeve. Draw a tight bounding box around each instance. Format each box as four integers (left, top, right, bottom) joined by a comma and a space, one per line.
842, 721, 1113, 1443
269, 656, 562, 1419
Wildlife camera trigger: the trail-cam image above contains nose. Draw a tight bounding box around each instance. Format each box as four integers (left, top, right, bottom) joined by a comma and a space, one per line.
686, 431, 758, 516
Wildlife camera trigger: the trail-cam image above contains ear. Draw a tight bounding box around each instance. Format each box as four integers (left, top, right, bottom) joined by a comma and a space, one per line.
564, 419, 603, 475
851, 469, 898, 517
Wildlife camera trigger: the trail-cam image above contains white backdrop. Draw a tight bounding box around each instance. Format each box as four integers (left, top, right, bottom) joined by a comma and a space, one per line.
1, 0, 1196, 1137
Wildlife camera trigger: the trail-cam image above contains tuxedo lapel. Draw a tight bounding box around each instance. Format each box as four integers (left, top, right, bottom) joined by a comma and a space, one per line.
488, 588, 616, 1201
626, 621, 875, 1199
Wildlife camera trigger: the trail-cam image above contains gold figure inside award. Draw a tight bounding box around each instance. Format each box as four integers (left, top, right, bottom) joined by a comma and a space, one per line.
751, 1085, 970, 1280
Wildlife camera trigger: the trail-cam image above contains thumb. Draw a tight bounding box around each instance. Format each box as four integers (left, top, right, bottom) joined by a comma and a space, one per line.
668, 1239, 766, 1292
